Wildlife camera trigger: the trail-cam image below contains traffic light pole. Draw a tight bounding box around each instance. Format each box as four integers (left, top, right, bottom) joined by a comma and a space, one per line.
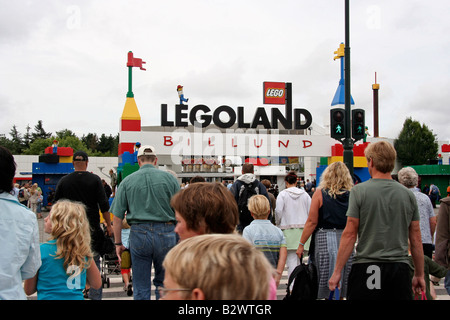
343, 0, 354, 177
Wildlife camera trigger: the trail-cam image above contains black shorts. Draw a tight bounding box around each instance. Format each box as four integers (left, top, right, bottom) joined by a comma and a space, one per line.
347, 262, 413, 300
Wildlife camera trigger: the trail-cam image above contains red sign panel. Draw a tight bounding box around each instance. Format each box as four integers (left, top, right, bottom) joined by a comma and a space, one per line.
263, 82, 286, 105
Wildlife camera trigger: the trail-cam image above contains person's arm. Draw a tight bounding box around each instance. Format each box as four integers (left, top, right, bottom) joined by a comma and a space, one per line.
409, 220, 426, 295
329, 217, 359, 291
102, 211, 113, 236
113, 215, 125, 263
97, 177, 112, 235
434, 203, 449, 267
429, 216, 437, 240
23, 272, 38, 296
297, 189, 321, 258
274, 193, 284, 226
275, 246, 287, 287
86, 259, 102, 290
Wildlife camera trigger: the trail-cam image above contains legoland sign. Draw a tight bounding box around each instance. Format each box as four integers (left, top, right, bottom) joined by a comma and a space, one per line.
120, 129, 335, 158
160, 82, 313, 130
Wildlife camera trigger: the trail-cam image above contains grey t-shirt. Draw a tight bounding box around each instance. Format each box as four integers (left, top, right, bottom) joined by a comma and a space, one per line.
347, 179, 420, 264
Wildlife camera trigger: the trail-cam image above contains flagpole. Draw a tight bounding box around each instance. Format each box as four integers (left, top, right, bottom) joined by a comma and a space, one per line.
127, 65, 134, 98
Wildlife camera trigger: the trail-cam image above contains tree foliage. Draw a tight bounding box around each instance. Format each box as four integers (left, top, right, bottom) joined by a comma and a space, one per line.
394, 117, 438, 166
0, 120, 118, 157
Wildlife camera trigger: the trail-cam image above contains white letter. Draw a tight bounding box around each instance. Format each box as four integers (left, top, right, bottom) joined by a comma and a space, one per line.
366, 265, 381, 289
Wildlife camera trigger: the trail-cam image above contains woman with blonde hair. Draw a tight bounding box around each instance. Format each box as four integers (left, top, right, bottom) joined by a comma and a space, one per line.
296, 161, 354, 299
24, 200, 101, 299
161, 234, 274, 300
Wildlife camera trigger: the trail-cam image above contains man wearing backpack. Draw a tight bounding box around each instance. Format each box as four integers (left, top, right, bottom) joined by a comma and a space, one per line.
230, 163, 272, 233
428, 184, 440, 208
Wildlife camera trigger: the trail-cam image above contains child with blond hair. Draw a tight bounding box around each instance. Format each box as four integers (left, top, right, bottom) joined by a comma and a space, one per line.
24, 200, 101, 300
243, 195, 287, 287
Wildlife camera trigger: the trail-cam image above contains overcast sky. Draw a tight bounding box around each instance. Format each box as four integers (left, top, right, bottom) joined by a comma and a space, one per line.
1, 0, 449, 144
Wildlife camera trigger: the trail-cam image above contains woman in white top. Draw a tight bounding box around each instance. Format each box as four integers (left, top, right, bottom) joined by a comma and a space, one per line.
275, 172, 311, 279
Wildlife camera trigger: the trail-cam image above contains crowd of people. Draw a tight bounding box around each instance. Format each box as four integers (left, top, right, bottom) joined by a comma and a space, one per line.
0, 141, 449, 301
12, 182, 44, 219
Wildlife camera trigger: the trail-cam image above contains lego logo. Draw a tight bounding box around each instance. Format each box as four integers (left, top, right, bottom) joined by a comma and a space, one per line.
265, 88, 285, 98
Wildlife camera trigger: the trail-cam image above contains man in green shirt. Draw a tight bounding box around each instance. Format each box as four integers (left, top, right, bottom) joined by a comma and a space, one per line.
111, 145, 179, 300
329, 141, 425, 299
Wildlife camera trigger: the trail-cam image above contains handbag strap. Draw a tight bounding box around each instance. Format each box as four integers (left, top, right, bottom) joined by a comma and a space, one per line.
328, 287, 340, 300
414, 291, 427, 300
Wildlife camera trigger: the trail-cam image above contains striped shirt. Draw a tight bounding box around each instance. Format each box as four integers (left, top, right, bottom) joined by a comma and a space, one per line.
243, 220, 286, 268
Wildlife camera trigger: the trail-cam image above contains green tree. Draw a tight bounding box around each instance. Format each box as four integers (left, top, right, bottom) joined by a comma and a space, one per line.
57, 135, 88, 153
55, 129, 77, 140
23, 124, 32, 150
23, 137, 53, 155
9, 125, 23, 154
0, 135, 15, 152
81, 133, 99, 152
32, 120, 52, 141
97, 134, 117, 155
394, 118, 438, 166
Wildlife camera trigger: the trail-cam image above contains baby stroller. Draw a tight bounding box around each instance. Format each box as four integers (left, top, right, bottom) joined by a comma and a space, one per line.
99, 228, 121, 288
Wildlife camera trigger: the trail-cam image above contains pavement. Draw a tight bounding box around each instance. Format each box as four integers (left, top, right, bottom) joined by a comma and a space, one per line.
28, 206, 449, 300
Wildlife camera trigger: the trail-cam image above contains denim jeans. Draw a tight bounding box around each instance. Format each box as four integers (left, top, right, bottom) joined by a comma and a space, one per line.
445, 270, 450, 295
130, 222, 177, 300
88, 254, 102, 300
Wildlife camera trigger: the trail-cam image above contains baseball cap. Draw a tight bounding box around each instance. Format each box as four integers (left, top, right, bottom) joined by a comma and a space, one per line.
73, 150, 89, 161
137, 145, 157, 157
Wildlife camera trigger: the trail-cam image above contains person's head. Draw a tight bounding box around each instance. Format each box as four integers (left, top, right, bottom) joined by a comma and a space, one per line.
45, 200, 92, 276
73, 150, 89, 171
364, 141, 396, 174
248, 195, 270, 219
261, 179, 271, 190
319, 161, 353, 198
0, 146, 16, 194
285, 171, 297, 186
162, 234, 273, 300
398, 167, 419, 189
242, 163, 254, 174
189, 175, 205, 184
171, 182, 238, 241
137, 145, 157, 166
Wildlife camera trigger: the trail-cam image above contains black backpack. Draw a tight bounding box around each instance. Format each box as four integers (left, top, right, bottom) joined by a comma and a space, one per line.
237, 180, 259, 229
284, 259, 318, 300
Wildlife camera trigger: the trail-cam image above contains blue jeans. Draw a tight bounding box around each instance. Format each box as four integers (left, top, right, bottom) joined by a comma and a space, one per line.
130, 222, 177, 300
88, 254, 102, 300
445, 270, 450, 295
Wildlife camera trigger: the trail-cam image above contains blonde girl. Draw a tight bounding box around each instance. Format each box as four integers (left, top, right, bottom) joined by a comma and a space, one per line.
24, 200, 101, 300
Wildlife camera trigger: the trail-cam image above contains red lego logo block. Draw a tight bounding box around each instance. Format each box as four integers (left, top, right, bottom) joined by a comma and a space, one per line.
331, 142, 370, 156
441, 144, 450, 153
263, 82, 286, 105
